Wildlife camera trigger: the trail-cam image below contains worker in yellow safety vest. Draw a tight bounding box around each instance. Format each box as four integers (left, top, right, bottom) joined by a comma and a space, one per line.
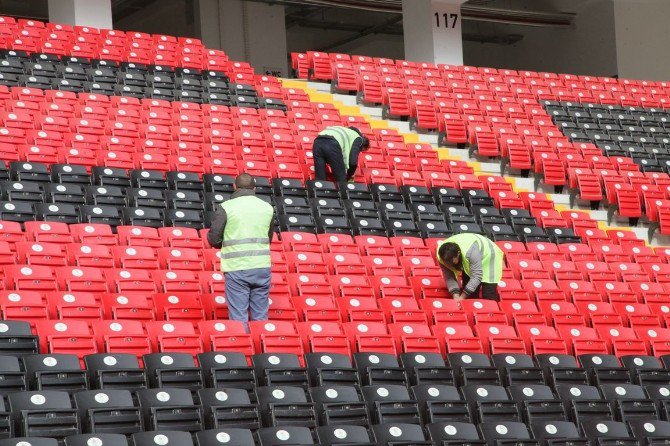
312, 126, 370, 182
207, 173, 275, 330
436, 233, 504, 301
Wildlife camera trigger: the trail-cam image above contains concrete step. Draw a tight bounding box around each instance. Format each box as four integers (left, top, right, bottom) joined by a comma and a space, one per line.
331, 93, 358, 106
308, 81, 331, 92
416, 133, 440, 145
360, 106, 382, 118
384, 120, 411, 134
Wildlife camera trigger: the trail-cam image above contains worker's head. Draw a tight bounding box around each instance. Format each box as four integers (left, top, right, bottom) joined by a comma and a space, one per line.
350, 126, 371, 152
438, 242, 462, 270
234, 173, 255, 190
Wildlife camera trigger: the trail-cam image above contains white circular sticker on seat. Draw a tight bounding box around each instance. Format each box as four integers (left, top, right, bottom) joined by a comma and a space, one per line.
496, 425, 508, 435
216, 432, 231, 443
156, 392, 170, 402
389, 426, 402, 437
333, 428, 347, 439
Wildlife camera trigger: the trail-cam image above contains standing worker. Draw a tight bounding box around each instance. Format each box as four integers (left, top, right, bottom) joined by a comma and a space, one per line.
436, 233, 504, 301
207, 173, 275, 330
312, 126, 370, 182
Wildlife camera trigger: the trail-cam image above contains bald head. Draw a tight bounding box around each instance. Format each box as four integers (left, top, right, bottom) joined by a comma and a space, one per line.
234, 173, 255, 190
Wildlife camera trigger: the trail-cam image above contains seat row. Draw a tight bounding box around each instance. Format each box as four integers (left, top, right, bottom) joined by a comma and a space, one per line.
10, 305, 670, 360
0, 16, 258, 76
0, 51, 279, 107
2, 350, 670, 444
0, 51, 278, 106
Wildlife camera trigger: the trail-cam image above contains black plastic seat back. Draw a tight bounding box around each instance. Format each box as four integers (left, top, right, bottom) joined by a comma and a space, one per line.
581, 419, 631, 439
426, 421, 481, 443
309, 385, 368, 426
23, 354, 87, 392
257, 426, 314, 446
579, 354, 631, 385
135, 388, 203, 433
73, 389, 142, 435
316, 424, 373, 445
130, 431, 194, 446
309, 385, 361, 404
0, 355, 26, 395
8, 390, 79, 439
0, 439, 59, 446
199, 388, 252, 407
64, 433, 129, 446
400, 352, 454, 386
371, 423, 427, 445
304, 352, 358, 387
447, 353, 500, 386
621, 355, 670, 386
629, 419, 670, 439
413, 384, 461, 403
555, 383, 613, 423
255, 386, 315, 428
462, 384, 520, 424
461, 384, 510, 402
508, 384, 568, 423
555, 384, 602, 401
252, 353, 307, 388
492, 353, 545, 385
530, 420, 582, 440
353, 352, 407, 386
0, 321, 38, 357
194, 428, 255, 446
479, 421, 534, 445
142, 352, 203, 391
535, 354, 588, 386
412, 384, 471, 424
83, 353, 147, 390
508, 384, 555, 401
197, 352, 255, 395
197, 388, 260, 431
362, 384, 420, 425
599, 383, 659, 421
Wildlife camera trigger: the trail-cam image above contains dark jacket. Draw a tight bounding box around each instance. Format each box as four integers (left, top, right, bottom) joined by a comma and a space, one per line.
206, 188, 275, 249
314, 133, 366, 179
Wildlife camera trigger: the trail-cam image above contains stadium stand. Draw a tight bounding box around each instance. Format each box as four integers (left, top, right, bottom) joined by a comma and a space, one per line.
0, 12, 667, 446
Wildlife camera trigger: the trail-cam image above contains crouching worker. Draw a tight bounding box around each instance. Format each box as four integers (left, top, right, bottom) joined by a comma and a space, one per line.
436, 233, 504, 301
312, 126, 370, 183
207, 173, 275, 331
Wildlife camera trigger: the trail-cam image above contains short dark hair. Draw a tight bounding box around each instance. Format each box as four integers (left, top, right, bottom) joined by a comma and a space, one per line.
349, 126, 370, 150
438, 242, 461, 269
234, 173, 255, 190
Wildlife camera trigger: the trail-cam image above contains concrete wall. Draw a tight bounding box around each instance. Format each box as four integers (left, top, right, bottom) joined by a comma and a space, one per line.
48, 0, 112, 29
115, 0, 194, 37
286, 0, 619, 78
614, 0, 670, 81
464, 0, 618, 77
287, 27, 405, 60
196, 0, 288, 76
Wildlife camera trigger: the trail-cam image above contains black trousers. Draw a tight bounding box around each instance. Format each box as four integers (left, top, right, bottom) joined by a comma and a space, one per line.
313, 137, 348, 182
462, 272, 500, 301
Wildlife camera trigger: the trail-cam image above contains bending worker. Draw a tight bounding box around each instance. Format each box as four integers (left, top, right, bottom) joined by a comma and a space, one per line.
207, 173, 275, 330
436, 233, 504, 301
313, 125, 370, 182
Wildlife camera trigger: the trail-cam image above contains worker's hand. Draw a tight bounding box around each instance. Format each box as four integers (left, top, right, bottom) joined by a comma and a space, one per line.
452, 293, 463, 301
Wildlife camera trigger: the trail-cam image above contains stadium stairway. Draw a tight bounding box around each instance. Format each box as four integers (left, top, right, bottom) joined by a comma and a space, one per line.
280, 77, 663, 246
